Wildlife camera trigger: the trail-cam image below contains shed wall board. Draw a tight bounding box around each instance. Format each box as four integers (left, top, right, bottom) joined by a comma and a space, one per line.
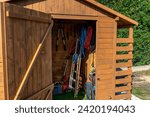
96, 17, 116, 100
0, 3, 5, 100
11, 0, 108, 17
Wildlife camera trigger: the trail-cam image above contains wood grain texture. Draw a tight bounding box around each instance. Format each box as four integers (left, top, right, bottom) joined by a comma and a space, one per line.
96, 17, 116, 100
116, 38, 133, 43
1, 3, 53, 100
0, 1, 135, 100
116, 61, 132, 68
0, 3, 5, 100
115, 84, 131, 92
116, 77, 132, 84
115, 27, 134, 100
116, 45, 133, 51
0, 3, 8, 100
12, 0, 105, 17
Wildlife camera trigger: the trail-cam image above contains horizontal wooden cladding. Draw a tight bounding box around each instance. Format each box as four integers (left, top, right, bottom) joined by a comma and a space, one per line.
114, 92, 131, 100
98, 22, 115, 28
116, 77, 132, 84
96, 54, 114, 60
96, 59, 113, 65
96, 54, 113, 59
115, 84, 131, 92
96, 49, 113, 54
97, 83, 114, 90
97, 33, 113, 39
52, 14, 98, 20
98, 28, 115, 33
97, 44, 113, 49
116, 38, 133, 43
116, 70, 132, 76
97, 64, 113, 70
96, 79, 114, 89
6, 11, 52, 23
116, 45, 133, 51
116, 61, 132, 68
98, 16, 115, 22
97, 39, 113, 44
96, 74, 113, 80
97, 69, 114, 75
116, 54, 133, 60
96, 90, 114, 100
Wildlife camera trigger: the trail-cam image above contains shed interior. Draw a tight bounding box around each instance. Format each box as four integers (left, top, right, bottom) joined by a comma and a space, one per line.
51, 19, 96, 99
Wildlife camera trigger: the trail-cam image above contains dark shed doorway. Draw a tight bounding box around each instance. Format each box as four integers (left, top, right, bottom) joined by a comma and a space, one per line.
52, 19, 96, 100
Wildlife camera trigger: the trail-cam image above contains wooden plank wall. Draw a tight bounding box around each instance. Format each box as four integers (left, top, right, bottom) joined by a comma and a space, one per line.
96, 17, 116, 100
8, 0, 134, 100
2, 3, 53, 100
10, 0, 106, 17
0, 3, 5, 100
115, 27, 133, 100
52, 23, 75, 83
0, 63, 4, 100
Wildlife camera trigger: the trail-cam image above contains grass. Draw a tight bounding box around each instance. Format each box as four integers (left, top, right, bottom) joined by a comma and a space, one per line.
132, 86, 150, 100
132, 69, 150, 100
53, 91, 85, 100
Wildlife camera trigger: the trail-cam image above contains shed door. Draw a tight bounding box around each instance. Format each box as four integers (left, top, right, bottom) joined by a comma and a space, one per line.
1, 3, 53, 100
96, 17, 116, 100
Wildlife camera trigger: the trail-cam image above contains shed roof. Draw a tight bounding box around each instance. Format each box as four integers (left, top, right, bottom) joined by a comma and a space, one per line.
83, 0, 138, 26
3, 0, 138, 26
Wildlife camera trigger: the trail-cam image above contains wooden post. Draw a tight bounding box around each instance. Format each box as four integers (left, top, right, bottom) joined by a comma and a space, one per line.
113, 19, 117, 99
0, 3, 9, 100
128, 26, 133, 100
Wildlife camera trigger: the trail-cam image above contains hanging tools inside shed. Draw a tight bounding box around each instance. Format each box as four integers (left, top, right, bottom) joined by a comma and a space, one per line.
53, 21, 96, 99
56, 26, 67, 51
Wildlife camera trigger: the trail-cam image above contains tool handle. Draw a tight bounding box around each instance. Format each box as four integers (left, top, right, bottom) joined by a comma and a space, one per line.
62, 37, 67, 51
74, 38, 79, 53
63, 59, 68, 76
56, 37, 59, 51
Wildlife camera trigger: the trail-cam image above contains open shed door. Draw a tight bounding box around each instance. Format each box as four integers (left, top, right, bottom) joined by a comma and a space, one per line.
1, 3, 53, 100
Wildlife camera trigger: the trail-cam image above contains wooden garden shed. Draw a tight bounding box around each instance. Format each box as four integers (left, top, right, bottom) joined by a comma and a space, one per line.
0, 0, 138, 100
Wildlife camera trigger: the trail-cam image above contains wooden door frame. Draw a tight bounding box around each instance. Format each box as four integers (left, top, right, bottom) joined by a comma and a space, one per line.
52, 14, 100, 99
52, 14, 98, 21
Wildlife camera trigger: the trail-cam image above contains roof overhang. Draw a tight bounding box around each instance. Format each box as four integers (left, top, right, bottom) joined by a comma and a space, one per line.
83, 0, 138, 26
3, 0, 138, 26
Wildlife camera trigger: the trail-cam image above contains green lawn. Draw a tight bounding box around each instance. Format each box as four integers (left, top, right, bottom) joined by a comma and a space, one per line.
132, 87, 150, 100
132, 69, 150, 100
53, 91, 85, 100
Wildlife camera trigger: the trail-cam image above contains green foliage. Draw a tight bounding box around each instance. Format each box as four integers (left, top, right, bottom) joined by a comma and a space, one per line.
97, 0, 150, 66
